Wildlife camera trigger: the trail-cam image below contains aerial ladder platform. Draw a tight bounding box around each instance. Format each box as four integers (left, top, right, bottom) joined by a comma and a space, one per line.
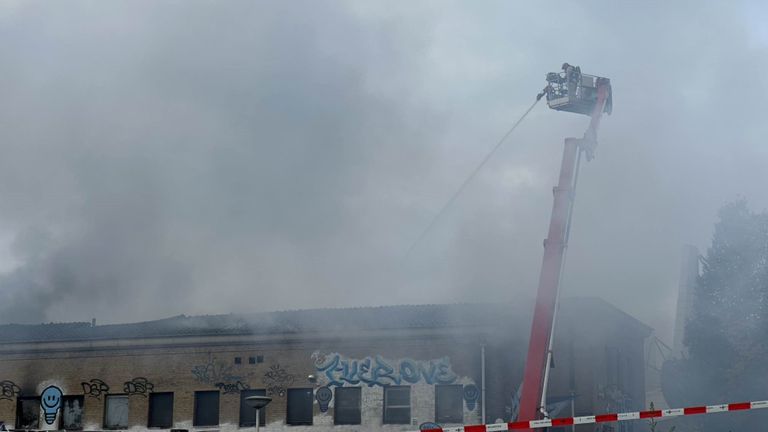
518, 63, 612, 430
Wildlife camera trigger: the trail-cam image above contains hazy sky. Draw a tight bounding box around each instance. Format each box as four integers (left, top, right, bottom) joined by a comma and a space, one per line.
0, 1, 766, 343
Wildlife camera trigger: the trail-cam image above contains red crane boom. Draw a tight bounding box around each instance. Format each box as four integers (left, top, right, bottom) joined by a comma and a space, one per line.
517, 64, 612, 429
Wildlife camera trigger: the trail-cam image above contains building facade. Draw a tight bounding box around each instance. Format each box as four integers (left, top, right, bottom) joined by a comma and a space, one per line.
0, 298, 650, 432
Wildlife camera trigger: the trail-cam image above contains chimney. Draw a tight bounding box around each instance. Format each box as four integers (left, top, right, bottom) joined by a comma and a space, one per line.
673, 245, 699, 357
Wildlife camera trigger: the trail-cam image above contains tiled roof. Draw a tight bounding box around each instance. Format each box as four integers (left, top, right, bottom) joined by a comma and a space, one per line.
0, 303, 530, 344
0, 297, 650, 344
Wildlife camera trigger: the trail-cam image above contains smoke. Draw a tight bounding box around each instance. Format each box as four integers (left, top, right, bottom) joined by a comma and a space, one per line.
0, 0, 766, 337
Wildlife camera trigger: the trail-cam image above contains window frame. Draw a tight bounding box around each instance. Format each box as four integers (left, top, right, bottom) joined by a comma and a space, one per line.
286, 388, 314, 426
435, 384, 463, 424
383, 385, 411, 425
239, 389, 267, 427
60, 395, 85, 431
193, 390, 220, 427
147, 392, 174, 429
103, 394, 130, 430
333, 386, 361, 425
16, 396, 41, 430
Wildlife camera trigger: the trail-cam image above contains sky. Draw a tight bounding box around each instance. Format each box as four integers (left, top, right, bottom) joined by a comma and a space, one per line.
0, 0, 766, 344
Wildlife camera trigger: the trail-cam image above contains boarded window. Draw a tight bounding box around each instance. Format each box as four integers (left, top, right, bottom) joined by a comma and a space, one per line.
334, 387, 361, 425
239, 389, 267, 427
104, 395, 129, 429
383, 386, 411, 424
286, 388, 313, 425
16, 397, 40, 430
193, 391, 220, 427
435, 385, 463, 424
61, 396, 84, 430
147, 392, 174, 428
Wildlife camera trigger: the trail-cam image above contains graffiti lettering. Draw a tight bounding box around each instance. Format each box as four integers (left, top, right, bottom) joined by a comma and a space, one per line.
81, 379, 110, 399
193, 354, 252, 393
192, 354, 245, 386
311, 352, 458, 387
124, 377, 154, 397
215, 381, 250, 394
262, 364, 295, 397
0, 380, 20, 401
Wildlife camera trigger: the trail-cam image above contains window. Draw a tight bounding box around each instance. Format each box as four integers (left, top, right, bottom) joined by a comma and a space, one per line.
239, 389, 267, 427
257, 355, 264, 363
61, 396, 85, 430
286, 388, 313, 425
16, 397, 40, 430
194, 391, 220, 427
334, 387, 361, 425
383, 386, 411, 424
104, 395, 129, 429
147, 392, 174, 428
235, 357, 242, 365
249, 356, 256, 364
435, 385, 463, 424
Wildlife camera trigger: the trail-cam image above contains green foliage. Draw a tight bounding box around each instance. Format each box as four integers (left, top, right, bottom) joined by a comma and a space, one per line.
665, 199, 768, 431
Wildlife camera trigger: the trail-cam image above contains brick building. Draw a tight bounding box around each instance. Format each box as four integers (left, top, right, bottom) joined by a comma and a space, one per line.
0, 298, 650, 432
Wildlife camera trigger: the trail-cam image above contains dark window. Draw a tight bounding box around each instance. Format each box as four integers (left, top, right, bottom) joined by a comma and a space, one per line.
435, 385, 463, 424
193, 391, 220, 427
61, 396, 85, 430
16, 397, 40, 430
104, 395, 129, 429
235, 357, 242, 365
147, 392, 174, 428
334, 387, 361, 425
286, 388, 313, 425
383, 386, 411, 424
257, 355, 264, 363
239, 389, 267, 427
249, 356, 256, 364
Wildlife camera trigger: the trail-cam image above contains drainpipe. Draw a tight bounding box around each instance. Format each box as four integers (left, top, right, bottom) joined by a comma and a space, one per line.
481, 344, 487, 424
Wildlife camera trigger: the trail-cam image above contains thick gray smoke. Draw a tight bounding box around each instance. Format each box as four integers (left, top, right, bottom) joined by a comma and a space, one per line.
0, 1, 766, 342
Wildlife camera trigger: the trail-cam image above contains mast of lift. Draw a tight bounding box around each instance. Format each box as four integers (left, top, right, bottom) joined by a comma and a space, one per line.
517, 66, 612, 431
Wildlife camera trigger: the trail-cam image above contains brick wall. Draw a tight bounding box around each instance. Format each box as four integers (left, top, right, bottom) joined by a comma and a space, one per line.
0, 329, 490, 431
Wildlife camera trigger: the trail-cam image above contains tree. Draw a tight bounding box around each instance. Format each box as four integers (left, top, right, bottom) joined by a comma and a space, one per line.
663, 199, 768, 431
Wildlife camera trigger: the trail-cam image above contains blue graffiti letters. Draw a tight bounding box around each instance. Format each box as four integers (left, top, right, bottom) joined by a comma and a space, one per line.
311, 352, 458, 387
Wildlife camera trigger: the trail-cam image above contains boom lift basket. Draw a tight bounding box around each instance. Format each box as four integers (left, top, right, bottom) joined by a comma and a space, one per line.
545, 66, 612, 116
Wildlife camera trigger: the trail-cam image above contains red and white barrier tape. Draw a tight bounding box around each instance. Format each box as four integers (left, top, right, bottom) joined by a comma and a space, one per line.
418, 400, 768, 432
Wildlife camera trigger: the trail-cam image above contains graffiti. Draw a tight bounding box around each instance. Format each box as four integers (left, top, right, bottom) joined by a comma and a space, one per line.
124, 377, 154, 397
420, 422, 442, 430
215, 381, 250, 394
0, 380, 21, 401
82, 379, 110, 399
40, 385, 63, 425
316, 386, 332, 412
192, 354, 246, 388
262, 364, 295, 397
311, 352, 458, 387
463, 384, 479, 411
